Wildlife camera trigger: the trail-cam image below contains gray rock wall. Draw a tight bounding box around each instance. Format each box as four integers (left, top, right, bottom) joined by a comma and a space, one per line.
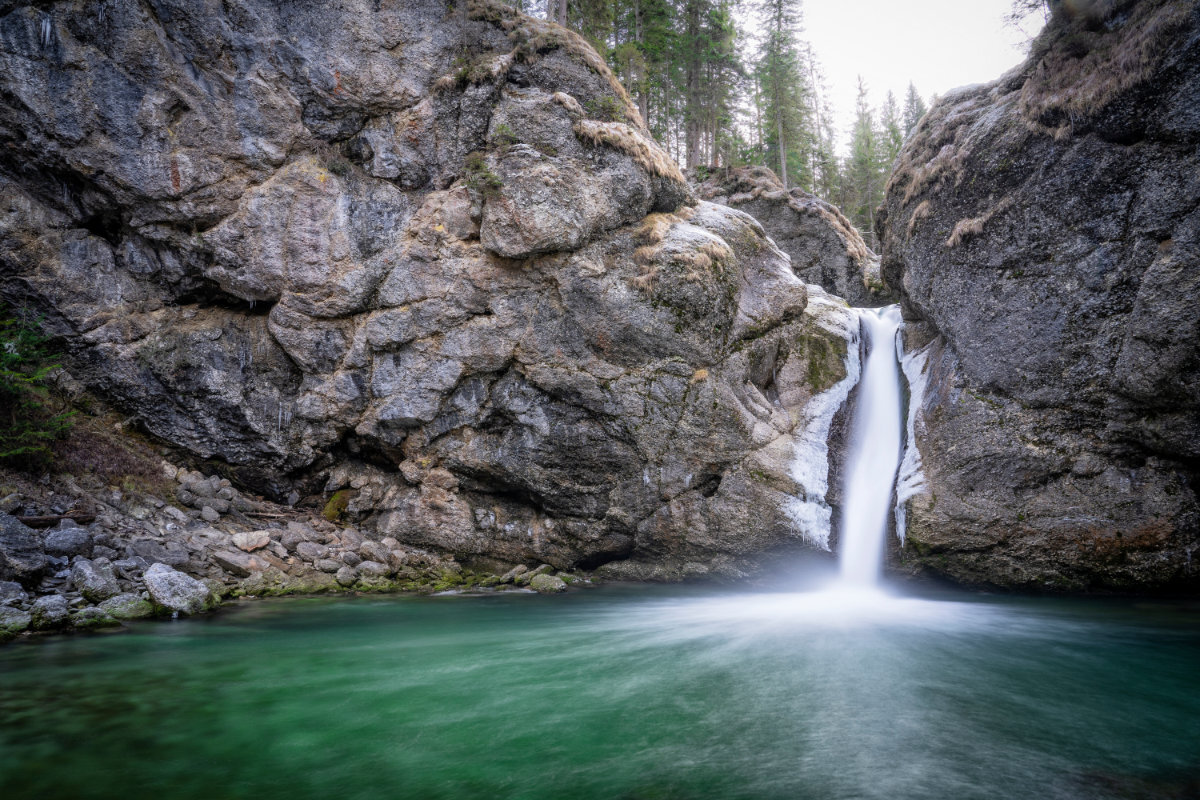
696, 166, 894, 307
879, 0, 1200, 591
0, 0, 860, 578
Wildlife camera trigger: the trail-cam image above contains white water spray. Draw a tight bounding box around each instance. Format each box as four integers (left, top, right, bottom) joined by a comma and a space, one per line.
837, 305, 904, 586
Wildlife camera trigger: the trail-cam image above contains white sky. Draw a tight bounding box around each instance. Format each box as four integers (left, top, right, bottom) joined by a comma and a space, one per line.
799, 0, 1045, 153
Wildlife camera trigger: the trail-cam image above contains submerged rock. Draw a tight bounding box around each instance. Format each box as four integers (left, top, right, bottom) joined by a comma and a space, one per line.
878, 0, 1200, 591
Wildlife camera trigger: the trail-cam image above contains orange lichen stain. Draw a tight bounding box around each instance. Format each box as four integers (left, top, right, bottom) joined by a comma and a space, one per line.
169, 157, 181, 193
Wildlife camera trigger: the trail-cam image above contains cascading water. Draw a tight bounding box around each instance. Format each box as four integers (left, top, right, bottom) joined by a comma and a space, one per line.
837, 305, 904, 586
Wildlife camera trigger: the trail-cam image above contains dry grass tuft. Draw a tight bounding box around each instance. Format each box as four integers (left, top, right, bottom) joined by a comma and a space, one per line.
633, 245, 659, 266
945, 197, 1014, 248
906, 200, 932, 239
573, 120, 686, 184
630, 263, 659, 292
1019, 0, 1191, 128
552, 91, 584, 118
635, 213, 673, 246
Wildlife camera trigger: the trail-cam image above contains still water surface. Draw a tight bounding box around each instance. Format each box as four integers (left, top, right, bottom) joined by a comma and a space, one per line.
1, 583, 1197, 800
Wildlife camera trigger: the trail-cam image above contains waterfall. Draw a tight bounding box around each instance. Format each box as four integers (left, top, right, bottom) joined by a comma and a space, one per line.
837, 305, 904, 586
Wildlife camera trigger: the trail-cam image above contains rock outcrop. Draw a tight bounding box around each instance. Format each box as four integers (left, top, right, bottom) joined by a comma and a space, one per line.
879, 0, 1199, 591
0, 0, 862, 580
696, 166, 893, 307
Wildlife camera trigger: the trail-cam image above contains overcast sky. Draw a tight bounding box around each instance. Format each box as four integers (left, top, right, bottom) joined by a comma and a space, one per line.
799, 0, 1046, 153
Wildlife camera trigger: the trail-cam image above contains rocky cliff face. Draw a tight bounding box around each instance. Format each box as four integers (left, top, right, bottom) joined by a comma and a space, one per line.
696, 166, 893, 307
880, 0, 1199, 591
0, 0, 864, 579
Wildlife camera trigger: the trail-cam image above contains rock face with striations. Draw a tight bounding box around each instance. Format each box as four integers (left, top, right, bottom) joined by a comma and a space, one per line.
696, 166, 893, 307
0, 0, 862, 578
879, 0, 1199, 591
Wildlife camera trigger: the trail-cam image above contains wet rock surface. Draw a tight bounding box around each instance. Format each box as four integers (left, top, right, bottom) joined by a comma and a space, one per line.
0, 0, 861, 581
878, 0, 1200, 591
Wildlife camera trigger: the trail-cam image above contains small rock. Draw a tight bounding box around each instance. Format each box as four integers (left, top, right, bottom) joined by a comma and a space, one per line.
232, 531, 270, 552
295, 541, 328, 561
315, 559, 342, 573
44, 526, 93, 558
286, 490, 300, 506
70, 559, 121, 603
342, 551, 362, 567
529, 573, 568, 594
183, 478, 216, 499
500, 565, 529, 583
340, 529, 364, 549
0, 605, 32, 633
72, 606, 120, 629
335, 565, 357, 587
357, 560, 390, 578
359, 540, 389, 563
99, 593, 154, 620
161, 505, 189, 523
200, 506, 221, 523
0, 580, 27, 606
143, 563, 212, 614
30, 595, 69, 630
212, 549, 269, 578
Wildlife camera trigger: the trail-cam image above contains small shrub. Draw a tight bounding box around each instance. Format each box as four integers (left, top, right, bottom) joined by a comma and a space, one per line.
491, 122, 519, 147
463, 151, 503, 198
0, 309, 73, 467
584, 95, 625, 122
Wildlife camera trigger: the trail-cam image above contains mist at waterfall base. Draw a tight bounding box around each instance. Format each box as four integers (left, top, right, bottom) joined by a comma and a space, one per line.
4, 311, 1199, 799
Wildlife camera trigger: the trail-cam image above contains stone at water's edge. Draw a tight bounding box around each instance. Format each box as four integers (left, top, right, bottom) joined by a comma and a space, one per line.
879, 0, 1200, 591
0, 0, 862, 579
143, 563, 212, 615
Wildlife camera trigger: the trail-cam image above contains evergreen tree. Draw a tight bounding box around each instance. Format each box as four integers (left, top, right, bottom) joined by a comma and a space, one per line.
845, 76, 882, 248
880, 89, 903, 167
755, 0, 810, 189
902, 81, 927, 136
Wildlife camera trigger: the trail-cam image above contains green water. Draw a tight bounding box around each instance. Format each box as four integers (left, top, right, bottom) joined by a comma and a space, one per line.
1, 583, 1198, 800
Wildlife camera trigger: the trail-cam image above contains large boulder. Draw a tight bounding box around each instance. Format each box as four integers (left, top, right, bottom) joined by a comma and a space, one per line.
70, 559, 121, 603
696, 166, 893, 306
0, 513, 47, 584
878, 0, 1200, 591
142, 563, 212, 614
0, 0, 862, 578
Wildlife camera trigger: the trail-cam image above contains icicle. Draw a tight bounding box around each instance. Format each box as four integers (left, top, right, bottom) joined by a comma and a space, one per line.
39, 15, 52, 49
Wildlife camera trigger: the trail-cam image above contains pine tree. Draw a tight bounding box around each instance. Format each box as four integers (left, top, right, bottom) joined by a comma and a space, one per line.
755, 0, 810, 189
880, 90, 903, 168
902, 81, 927, 136
845, 76, 882, 248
